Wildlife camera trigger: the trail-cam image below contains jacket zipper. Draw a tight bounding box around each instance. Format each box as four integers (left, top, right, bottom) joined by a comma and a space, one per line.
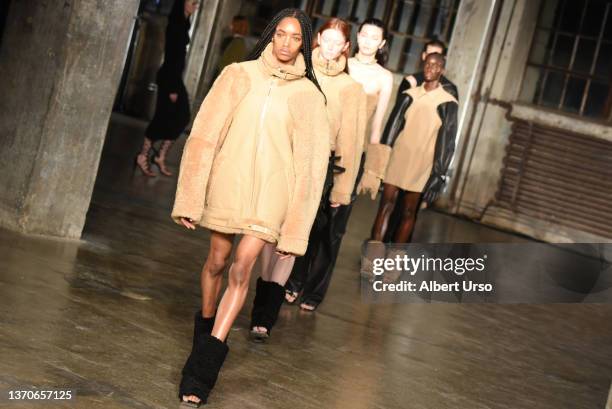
250, 78, 276, 215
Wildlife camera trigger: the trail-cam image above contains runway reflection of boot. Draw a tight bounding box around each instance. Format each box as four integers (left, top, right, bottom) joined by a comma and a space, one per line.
152, 139, 174, 176
250, 280, 285, 343
179, 333, 228, 407
134, 137, 156, 177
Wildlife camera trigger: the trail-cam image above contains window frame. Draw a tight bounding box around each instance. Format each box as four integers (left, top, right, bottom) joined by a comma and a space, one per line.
521, 0, 612, 123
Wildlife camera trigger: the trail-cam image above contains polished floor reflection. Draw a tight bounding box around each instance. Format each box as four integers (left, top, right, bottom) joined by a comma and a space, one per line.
1, 115, 611, 409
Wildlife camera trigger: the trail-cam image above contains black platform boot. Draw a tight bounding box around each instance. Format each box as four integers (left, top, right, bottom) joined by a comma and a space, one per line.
249, 277, 268, 338
250, 280, 286, 343
178, 333, 229, 407
192, 310, 215, 351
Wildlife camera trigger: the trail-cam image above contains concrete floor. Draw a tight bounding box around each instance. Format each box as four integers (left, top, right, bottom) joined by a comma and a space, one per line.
1, 114, 612, 409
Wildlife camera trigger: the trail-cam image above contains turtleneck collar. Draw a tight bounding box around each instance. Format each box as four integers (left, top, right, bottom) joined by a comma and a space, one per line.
259, 42, 306, 81
312, 47, 346, 77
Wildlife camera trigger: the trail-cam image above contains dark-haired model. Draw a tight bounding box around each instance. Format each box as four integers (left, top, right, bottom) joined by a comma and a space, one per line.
348, 19, 394, 151
249, 17, 367, 341
379, 39, 459, 243
358, 53, 458, 245
171, 8, 329, 407
280, 19, 394, 312
136, 0, 197, 177
400, 39, 458, 102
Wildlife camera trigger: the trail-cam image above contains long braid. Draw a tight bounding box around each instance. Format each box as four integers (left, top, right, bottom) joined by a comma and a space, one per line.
246, 8, 326, 103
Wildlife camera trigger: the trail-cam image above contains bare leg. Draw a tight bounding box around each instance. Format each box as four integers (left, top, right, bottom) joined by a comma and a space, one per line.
393, 191, 422, 243
371, 183, 399, 241
259, 242, 297, 294
212, 235, 266, 341
182, 231, 233, 405
259, 242, 277, 281
269, 256, 296, 285
253, 246, 295, 333
361, 184, 399, 280
201, 232, 234, 318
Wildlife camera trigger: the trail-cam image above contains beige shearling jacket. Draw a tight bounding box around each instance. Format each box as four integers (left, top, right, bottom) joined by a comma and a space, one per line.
311, 48, 367, 205
171, 43, 330, 256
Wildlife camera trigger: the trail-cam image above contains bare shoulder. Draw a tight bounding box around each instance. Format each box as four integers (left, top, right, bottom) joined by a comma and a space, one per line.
368, 63, 393, 87
379, 65, 393, 82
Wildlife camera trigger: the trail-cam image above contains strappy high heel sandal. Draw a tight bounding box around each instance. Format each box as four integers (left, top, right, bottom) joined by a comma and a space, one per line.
150, 140, 174, 176
134, 153, 156, 177
134, 137, 156, 177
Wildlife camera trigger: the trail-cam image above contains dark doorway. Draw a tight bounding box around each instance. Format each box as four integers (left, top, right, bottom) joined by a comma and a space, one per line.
0, 0, 11, 49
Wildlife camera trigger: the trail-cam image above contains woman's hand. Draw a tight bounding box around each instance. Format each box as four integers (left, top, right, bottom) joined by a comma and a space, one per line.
275, 249, 294, 260
169, 93, 178, 103
180, 217, 196, 230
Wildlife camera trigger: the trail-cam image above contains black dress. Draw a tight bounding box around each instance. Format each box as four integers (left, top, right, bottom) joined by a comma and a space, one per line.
145, 2, 191, 141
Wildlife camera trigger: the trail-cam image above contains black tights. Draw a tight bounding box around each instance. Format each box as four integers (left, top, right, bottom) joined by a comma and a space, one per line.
371, 184, 422, 243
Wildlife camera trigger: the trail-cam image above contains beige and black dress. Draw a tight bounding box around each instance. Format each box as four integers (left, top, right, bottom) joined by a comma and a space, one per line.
381, 84, 458, 197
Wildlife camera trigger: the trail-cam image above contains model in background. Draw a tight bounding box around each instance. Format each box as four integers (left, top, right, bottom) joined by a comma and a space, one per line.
217, 15, 250, 74
348, 18, 394, 149
399, 39, 458, 102
381, 39, 458, 242
279, 18, 393, 307
250, 18, 366, 340
172, 8, 329, 407
359, 53, 458, 244
136, 0, 197, 177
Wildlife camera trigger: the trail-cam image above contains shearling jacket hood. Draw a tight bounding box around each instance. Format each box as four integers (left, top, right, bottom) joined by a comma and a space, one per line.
259, 42, 306, 81
312, 47, 346, 77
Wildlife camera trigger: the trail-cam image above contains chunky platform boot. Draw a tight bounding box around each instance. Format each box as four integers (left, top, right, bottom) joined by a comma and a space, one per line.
250, 280, 286, 343
191, 310, 215, 351
178, 333, 228, 407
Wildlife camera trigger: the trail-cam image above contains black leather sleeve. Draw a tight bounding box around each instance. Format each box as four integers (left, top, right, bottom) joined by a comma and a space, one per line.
380, 90, 413, 146
396, 78, 411, 98
444, 82, 459, 102
421, 100, 458, 204
431, 101, 459, 176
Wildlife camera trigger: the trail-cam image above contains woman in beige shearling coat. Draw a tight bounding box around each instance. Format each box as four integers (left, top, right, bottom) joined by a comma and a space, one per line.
172, 9, 329, 407
249, 17, 368, 341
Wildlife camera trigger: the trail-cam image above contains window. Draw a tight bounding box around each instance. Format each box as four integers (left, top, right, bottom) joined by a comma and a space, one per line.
302, 0, 460, 74
520, 0, 612, 122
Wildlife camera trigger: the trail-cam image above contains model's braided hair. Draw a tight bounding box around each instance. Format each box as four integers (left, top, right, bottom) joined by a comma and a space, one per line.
246, 8, 325, 102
